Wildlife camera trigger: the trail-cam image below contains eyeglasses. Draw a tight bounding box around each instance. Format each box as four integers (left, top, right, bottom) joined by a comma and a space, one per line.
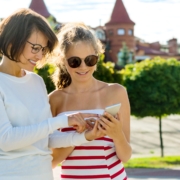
26, 40, 49, 55
67, 55, 98, 68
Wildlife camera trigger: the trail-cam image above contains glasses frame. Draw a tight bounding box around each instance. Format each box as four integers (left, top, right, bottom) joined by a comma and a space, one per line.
26, 40, 49, 55
67, 55, 99, 68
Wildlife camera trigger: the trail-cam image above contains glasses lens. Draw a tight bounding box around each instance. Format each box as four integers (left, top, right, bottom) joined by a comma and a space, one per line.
85, 55, 98, 66
31, 45, 41, 54
67, 57, 81, 68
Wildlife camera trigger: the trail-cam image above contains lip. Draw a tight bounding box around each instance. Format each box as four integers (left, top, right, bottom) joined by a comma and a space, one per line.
76, 71, 89, 75
29, 60, 37, 66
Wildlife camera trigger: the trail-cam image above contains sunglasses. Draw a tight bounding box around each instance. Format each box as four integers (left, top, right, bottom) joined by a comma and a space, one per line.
67, 55, 98, 68
26, 41, 49, 55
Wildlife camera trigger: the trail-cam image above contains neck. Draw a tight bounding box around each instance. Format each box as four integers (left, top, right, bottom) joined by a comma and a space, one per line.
0, 56, 24, 77
69, 77, 97, 93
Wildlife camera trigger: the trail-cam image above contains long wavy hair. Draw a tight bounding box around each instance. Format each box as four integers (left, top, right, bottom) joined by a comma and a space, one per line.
51, 22, 105, 89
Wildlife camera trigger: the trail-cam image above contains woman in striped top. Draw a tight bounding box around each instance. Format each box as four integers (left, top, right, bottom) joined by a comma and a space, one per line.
49, 22, 132, 180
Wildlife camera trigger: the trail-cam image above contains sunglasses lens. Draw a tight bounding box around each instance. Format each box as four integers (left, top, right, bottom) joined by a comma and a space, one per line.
67, 57, 81, 68
85, 55, 98, 66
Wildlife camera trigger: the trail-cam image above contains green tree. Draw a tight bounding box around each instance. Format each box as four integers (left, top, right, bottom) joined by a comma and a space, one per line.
121, 57, 180, 157
117, 42, 130, 67
94, 54, 122, 84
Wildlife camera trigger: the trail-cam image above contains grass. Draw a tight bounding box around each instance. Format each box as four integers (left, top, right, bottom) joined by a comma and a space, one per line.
123, 156, 180, 168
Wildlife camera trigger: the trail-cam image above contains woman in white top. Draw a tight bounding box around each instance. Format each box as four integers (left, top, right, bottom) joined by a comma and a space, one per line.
0, 9, 102, 180
49, 22, 132, 179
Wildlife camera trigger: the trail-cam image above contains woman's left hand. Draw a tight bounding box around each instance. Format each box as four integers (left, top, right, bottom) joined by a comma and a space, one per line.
84, 119, 106, 141
98, 112, 123, 140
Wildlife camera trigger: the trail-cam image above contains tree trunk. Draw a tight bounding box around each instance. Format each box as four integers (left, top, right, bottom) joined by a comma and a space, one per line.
159, 116, 164, 157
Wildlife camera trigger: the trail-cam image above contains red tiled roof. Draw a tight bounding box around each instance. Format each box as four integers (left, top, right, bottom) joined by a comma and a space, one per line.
136, 44, 168, 55
106, 0, 135, 25
29, 0, 51, 18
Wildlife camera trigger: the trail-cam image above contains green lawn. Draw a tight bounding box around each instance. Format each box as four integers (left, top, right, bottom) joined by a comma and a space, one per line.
124, 156, 180, 168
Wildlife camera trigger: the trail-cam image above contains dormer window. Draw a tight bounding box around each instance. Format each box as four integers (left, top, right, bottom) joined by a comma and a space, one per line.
117, 29, 125, 35
128, 29, 133, 35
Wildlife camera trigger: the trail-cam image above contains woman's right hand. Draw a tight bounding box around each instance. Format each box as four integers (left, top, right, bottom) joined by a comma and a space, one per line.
67, 113, 98, 133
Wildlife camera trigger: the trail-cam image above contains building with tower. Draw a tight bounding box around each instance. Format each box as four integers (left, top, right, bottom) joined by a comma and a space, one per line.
1, 0, 179, 63
27, 0, 180, 63
29, 0, 51, 18
29, 0, 61, 31
94, 0, 180, 63
104, 0, 135, 64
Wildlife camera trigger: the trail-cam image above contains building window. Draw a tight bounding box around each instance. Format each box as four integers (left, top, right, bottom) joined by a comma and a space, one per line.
128, 29, 133, 35
117, 29, 125, 35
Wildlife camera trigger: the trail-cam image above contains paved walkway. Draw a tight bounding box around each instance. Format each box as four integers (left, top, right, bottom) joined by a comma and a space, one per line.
126, 168, 180, 180
53, 115, 180, 179
130, 115, 180, 157
53, 167, 180, 180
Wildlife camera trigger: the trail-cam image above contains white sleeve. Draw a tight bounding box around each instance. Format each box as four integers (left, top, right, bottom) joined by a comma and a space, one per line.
48, 130, 89, 148
0, 95, 69, 152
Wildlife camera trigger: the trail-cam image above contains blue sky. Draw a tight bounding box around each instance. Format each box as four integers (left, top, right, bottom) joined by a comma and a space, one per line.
0, 0, 180, 44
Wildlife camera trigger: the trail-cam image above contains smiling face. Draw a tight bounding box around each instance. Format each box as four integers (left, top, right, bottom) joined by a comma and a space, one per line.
64, 41, 97, 83
17, 30, 48, 71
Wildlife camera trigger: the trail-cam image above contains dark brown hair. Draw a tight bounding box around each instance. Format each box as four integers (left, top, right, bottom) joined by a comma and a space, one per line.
52, 22, 104, 89
0, 8, 58, 67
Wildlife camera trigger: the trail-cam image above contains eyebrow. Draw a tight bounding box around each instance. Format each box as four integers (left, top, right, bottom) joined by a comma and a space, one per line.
27, 40, 47, 48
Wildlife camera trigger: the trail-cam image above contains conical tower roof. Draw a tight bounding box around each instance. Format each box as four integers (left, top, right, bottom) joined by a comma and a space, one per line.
29, 0, 51, 18
106, 0, 135, 25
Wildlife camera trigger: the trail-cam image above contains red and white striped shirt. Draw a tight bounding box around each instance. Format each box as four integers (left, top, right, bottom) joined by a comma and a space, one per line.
58, 109, 128, 180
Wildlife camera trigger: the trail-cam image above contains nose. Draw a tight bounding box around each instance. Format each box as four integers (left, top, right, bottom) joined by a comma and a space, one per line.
79, 59, 87, 68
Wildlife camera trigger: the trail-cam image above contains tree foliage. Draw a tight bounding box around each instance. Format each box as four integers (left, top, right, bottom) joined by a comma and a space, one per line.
34, 64, 55, 93
94, 54, 122, 84
120, 42, 130, 65
121, 57, 180, 156
121, 57, 180, 117
117, 42, 131, 67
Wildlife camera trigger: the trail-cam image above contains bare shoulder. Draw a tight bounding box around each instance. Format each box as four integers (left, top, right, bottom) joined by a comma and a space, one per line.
48, 89, 65, 106
96, 80, 128, 104
107, 83, 127, 94
49, 89, 61, 100
48, 89, 66, 116
106, 83, 130, 117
